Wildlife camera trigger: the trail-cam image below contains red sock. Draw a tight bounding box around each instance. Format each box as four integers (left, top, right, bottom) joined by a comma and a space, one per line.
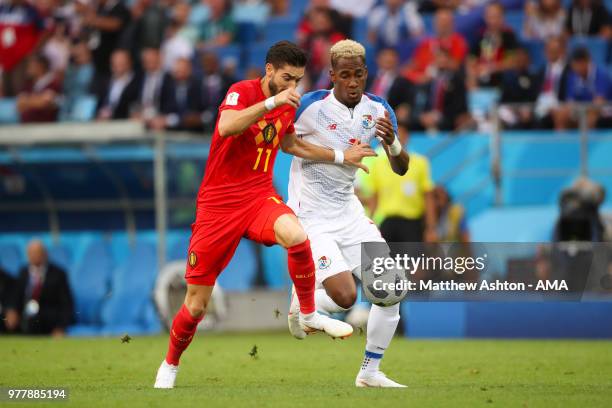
287, 239, 316, 314
165, 304, 204, 365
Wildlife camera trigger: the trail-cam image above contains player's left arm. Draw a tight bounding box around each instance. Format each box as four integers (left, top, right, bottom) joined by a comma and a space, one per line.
281, 132, 377, 173
377, 105, 409, 175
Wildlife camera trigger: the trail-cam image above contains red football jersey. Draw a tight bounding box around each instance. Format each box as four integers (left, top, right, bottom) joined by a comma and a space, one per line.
197, 79, 296, 211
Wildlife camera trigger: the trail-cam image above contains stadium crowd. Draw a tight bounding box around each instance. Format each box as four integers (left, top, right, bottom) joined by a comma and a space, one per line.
1, 0, 612, 132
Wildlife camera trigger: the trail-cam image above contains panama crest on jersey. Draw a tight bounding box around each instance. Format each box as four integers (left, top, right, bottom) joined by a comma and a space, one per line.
361, 114, 375, 129
318, 256, 331, 270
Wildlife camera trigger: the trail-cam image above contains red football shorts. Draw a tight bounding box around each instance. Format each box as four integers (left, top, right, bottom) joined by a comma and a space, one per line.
185, 195, 294, 286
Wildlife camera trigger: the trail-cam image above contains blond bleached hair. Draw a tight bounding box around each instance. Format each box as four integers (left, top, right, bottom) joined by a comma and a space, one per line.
330, 39, 366, 68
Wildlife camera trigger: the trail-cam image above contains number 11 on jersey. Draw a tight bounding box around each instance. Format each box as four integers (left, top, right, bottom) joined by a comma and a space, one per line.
253, 148, 272, 172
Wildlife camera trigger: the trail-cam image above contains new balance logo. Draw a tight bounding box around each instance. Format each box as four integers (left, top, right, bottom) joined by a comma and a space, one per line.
327, 123, 338, 130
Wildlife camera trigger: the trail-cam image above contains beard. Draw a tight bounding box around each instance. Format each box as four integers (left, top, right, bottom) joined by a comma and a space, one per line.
267, 75, 282, 96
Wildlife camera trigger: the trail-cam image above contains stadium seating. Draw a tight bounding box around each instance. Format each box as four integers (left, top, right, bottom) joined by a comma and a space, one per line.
0, 98, 18, 124
0, 243, 23, 277
64, 94, 98, 122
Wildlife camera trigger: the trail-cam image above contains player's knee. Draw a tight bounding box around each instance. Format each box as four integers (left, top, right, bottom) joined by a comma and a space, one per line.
283, 227, 308, 248
184, 288, 209, 318
330, 288, 357, 310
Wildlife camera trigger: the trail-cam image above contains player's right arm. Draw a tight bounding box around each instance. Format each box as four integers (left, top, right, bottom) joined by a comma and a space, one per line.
217, 87, 301, 137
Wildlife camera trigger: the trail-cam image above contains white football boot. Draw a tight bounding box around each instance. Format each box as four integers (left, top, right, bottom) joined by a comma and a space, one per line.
154, 360, 179, 389
287, 285, 353, 340
288, 285, 307, 339
355, 371, 407, 388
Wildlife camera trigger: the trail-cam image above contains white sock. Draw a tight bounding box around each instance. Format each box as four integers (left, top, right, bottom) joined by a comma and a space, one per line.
359, 303, 400, 377
315, 288, 349, 314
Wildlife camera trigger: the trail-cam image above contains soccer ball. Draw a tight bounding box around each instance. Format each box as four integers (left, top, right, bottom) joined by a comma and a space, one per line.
362, 261, 409, 307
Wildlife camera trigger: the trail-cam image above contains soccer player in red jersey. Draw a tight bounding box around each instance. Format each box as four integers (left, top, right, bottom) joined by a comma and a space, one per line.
154, 41, 376, 388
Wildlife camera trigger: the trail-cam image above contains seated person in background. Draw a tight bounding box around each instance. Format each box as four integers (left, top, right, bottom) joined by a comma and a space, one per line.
523, 0, 566, 41
16, 55, 61, 123
565, 0, 612, 38
552, 47, 612, 130
413, 49, 470, 132
402, 8, 468, 85
197, 0, 235, 49
61, 40, 95, 118
432, 185, 470, 243
0, 267, 15, 333
5, 240, 74, 336
367, 47, 413, 124
498, 48, 541, 129
367, 0, 423, 49
134, 47, 173, 122
148, 57, 204, 132
200, 52, 235, 132
534, 36, 570, 128
468, 2, 518, 88
94, 49, 141, 120
299, 6, 345, 89
296, 0, 352, 44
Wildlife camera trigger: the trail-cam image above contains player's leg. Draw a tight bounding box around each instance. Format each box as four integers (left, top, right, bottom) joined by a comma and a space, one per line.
155, 215, 243, 388
246, 196, 353, 339
342, 220, 407, 388
317, 271, 357, 313
155, 284, 214, 389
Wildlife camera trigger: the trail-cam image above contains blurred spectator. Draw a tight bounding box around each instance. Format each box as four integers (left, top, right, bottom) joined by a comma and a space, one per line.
245, 66, 264, 80
535, 36, 570, 127
433, 185, 470, 243
128, 0, 168, 48
330, 0, 376, 19
122, 0, 170, 68
233, 0, 271, 26
402, 8, 468, 85
419, 0, 488, 13
16, 54, 61, 123
198, 0, 235, 49
0, 0, 46, 97
42, 18, 71, 75
200, 52, 235, 131
94, 49, 141, 120
61, 40, 95, 119
169, 1, 198, 46
412, 49, 470, 132
161, 17, 195, 71
150, 57, 204, 132
299, 6, 345, 87
358, 123, 438, 243
134, 47, 173, 122
468, 2, 518, 88
4, 240, 74, 336
498, 48, 541, 129
554, 176, 606, 241
297, 0, 352, 43
367, 0, 423, 49
552, 47, 612, 130
76, 0, 131, 80
0, 267, 15, 333
368, 48, 413, 125
523, 0, 566, 41
565, 0, 612, 38
268, 0, 290, 17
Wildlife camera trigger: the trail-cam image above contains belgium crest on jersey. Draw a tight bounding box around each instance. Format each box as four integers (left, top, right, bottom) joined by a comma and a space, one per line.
262, 123, 277, 143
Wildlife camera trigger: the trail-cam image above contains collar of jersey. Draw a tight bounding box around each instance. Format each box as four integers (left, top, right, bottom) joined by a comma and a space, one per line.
327, 88, 365, 111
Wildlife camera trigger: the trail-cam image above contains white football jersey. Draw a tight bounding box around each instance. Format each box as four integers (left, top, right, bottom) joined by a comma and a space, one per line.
287, 89, 398, 219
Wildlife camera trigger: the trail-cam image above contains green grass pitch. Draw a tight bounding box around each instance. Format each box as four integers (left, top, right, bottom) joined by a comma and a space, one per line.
1, 332, 611, 407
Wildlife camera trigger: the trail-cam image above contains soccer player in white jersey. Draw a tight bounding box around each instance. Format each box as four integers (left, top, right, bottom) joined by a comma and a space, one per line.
286, 40, 410, 388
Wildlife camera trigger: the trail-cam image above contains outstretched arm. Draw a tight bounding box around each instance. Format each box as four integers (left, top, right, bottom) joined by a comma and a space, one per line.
218, 87, 301, 137
281, 133, 377, 173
